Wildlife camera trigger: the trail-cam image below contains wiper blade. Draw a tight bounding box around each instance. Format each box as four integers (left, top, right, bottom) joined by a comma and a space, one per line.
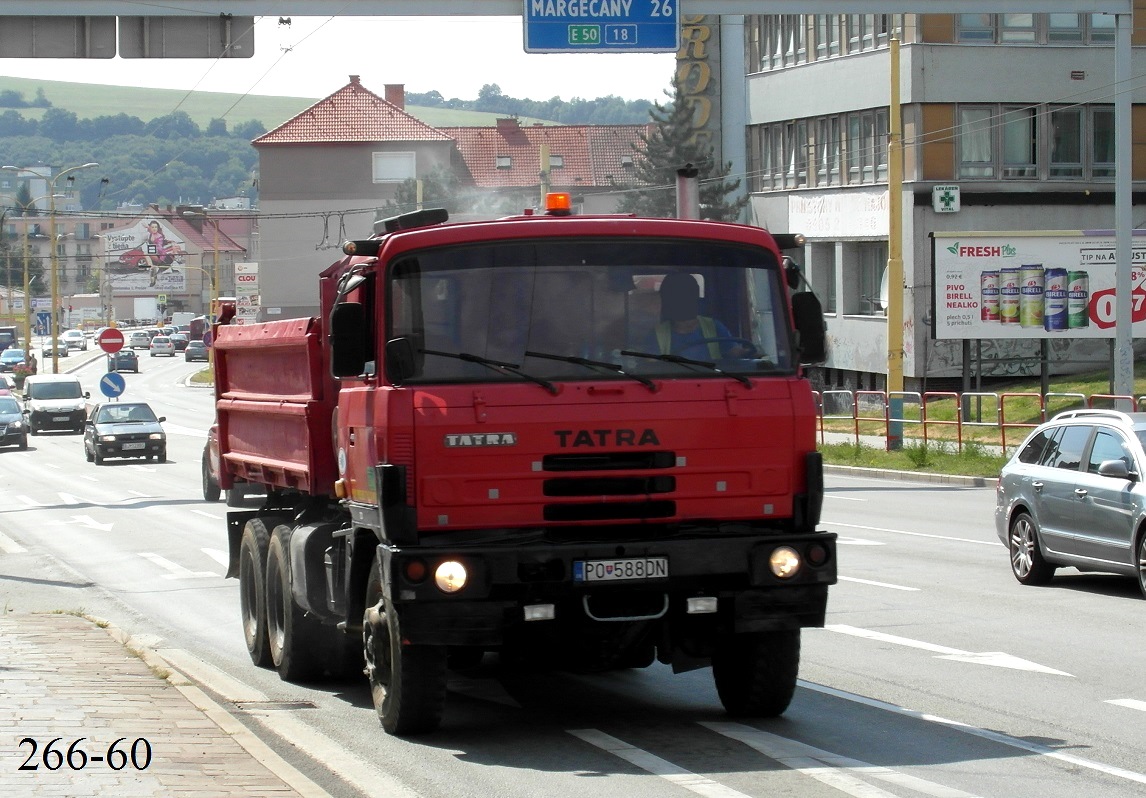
421, 348, 558, 395
620, 349, 752, 389
524, 350, 657, 392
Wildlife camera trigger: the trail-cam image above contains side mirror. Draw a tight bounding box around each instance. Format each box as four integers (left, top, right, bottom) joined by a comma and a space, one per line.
1097, 459, 1135, 480
791, 291, 827, 364
329, 302, 368, 378
783, 256, 802, 290
384, 337, 420, 383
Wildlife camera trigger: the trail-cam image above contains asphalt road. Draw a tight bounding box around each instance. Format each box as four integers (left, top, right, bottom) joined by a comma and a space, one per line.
2, 355, 1144, 798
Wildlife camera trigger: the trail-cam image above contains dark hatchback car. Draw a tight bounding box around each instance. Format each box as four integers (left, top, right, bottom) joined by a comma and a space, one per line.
995, 409, 1146, 597
184, 340, 209, 362
0, 392, 28, 449
83, 401, 167, 464
107, 349, 140, 373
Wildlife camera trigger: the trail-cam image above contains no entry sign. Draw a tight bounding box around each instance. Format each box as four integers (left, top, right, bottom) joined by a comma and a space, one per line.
97, 327, 125, 353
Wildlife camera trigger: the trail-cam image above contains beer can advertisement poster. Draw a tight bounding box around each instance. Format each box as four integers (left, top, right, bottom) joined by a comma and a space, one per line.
931, 230, 1146, 340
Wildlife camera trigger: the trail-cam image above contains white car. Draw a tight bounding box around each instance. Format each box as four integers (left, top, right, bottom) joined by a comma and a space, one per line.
60, 329, 88, 351
128, 331, 151, 350
149, 336, 175, 357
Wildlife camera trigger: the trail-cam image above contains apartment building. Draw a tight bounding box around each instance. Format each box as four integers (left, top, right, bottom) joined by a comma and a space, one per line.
742, 10, 1145, 392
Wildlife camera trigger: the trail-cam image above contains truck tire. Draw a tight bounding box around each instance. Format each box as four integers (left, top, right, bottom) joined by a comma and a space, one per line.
363, 553, 447, 735
201, 451, 220, 501
713, 629, 800, 718
226, 488, 247, 508
266, 525, 325, 682
239, 518, 275, 668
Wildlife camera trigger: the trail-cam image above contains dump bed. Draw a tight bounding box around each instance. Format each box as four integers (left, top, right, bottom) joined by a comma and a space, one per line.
213, 317, 339, 496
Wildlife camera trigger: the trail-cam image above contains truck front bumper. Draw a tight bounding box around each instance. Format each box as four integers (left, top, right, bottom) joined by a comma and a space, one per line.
377, 531, 836, 647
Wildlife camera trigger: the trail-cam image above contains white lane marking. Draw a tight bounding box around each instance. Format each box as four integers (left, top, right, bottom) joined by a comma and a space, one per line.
138, 552, 217, 579
704, 722, 978, 798
79, 474, 99, 482
201, 548, 229, 568
59, 492, 84, 505
163, 422, 208, 438
568, 729, 752, 798
44, 515, 113, 531
15, 495, 44, 507
1107, 698, 1146, 712
192, 509, 224, 520
0, 530, 25, 553
244, 710, 422, 798
826, 521, 999, 547
838, 576, 919, 591
127, 490, 150, 497
803, 681, 1146, 787
826, 494, 866, 502
826, 624, 1072, 676
838, 537, 886, 546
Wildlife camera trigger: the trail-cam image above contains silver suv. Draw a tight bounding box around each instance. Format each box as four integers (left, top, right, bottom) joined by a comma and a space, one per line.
995, 409, 1146, 597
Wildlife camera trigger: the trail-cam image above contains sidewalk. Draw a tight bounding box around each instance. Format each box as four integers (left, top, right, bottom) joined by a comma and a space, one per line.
0, 612, 330, 797
0, 494, 331, 796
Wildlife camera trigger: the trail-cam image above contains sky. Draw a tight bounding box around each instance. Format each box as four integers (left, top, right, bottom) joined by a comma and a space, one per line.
0, 15, 678, 103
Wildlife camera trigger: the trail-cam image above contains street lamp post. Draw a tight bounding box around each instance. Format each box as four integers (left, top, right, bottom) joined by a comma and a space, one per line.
11, 192, 65, 363
3, 163, 98, 373
182, 208, 222, 369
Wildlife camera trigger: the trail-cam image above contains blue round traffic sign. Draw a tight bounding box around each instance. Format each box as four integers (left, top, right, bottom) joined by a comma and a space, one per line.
100, 371, 126, 398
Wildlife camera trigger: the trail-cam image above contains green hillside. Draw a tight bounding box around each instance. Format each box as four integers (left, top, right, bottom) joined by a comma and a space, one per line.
0, 76, 553, 130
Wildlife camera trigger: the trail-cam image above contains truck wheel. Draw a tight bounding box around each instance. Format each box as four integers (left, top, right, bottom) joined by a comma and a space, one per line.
363, 553, 447, 735
266, 525, 325, 682
713, 629, 800, 718
201, 451, 220, 501
226, 488, 247, 508
239, 518, 275, 667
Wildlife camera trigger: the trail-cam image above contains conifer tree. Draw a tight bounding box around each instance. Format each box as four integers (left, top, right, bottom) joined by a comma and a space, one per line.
615, 77, 748, 222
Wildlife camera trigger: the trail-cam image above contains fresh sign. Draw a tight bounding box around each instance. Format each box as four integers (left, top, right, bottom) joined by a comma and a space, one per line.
932, 230, 1146, 340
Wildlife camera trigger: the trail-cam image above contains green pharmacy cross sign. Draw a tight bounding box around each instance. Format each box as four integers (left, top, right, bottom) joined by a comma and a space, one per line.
524, 0, 679, 54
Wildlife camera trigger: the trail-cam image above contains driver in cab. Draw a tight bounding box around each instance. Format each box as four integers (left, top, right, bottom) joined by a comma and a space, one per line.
645, 272, 747, 359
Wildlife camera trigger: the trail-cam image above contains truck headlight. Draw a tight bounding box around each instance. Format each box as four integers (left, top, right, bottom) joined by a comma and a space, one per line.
434, 560, 468, 593
768, 546, 801, 579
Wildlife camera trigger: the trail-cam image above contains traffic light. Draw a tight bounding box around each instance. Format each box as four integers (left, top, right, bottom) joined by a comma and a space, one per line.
69, 305, 73, 312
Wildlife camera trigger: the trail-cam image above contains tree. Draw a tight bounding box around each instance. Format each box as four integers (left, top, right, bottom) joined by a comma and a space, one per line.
14, 182, 37, 216
614, 78, 748, 222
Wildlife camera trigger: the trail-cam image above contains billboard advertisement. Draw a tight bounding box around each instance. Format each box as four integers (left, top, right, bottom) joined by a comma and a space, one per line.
932, 230, 1146, 340
102, 218, 188, 295
234, 262, 259, 325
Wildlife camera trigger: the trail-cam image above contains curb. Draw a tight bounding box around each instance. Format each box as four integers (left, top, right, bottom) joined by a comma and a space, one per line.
91, 613, 333, 798
824, 463, 998, 488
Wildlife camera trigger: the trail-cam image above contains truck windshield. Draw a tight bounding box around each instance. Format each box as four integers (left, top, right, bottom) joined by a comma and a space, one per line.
389, 237, 793, 385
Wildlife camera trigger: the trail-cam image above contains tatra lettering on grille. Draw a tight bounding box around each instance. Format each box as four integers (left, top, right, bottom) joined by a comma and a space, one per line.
443, 433, 517, 447
553, 429, 661, 447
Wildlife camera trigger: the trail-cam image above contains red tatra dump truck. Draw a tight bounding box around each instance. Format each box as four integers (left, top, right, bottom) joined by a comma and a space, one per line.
218, 195, 835, 735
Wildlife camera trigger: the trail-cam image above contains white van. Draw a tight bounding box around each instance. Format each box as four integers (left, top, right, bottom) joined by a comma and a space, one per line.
22, 374, 89, 434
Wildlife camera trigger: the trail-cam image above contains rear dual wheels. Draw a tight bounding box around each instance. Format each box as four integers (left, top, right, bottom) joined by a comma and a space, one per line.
238, 518, 276, 667
265, 525, 326, 682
